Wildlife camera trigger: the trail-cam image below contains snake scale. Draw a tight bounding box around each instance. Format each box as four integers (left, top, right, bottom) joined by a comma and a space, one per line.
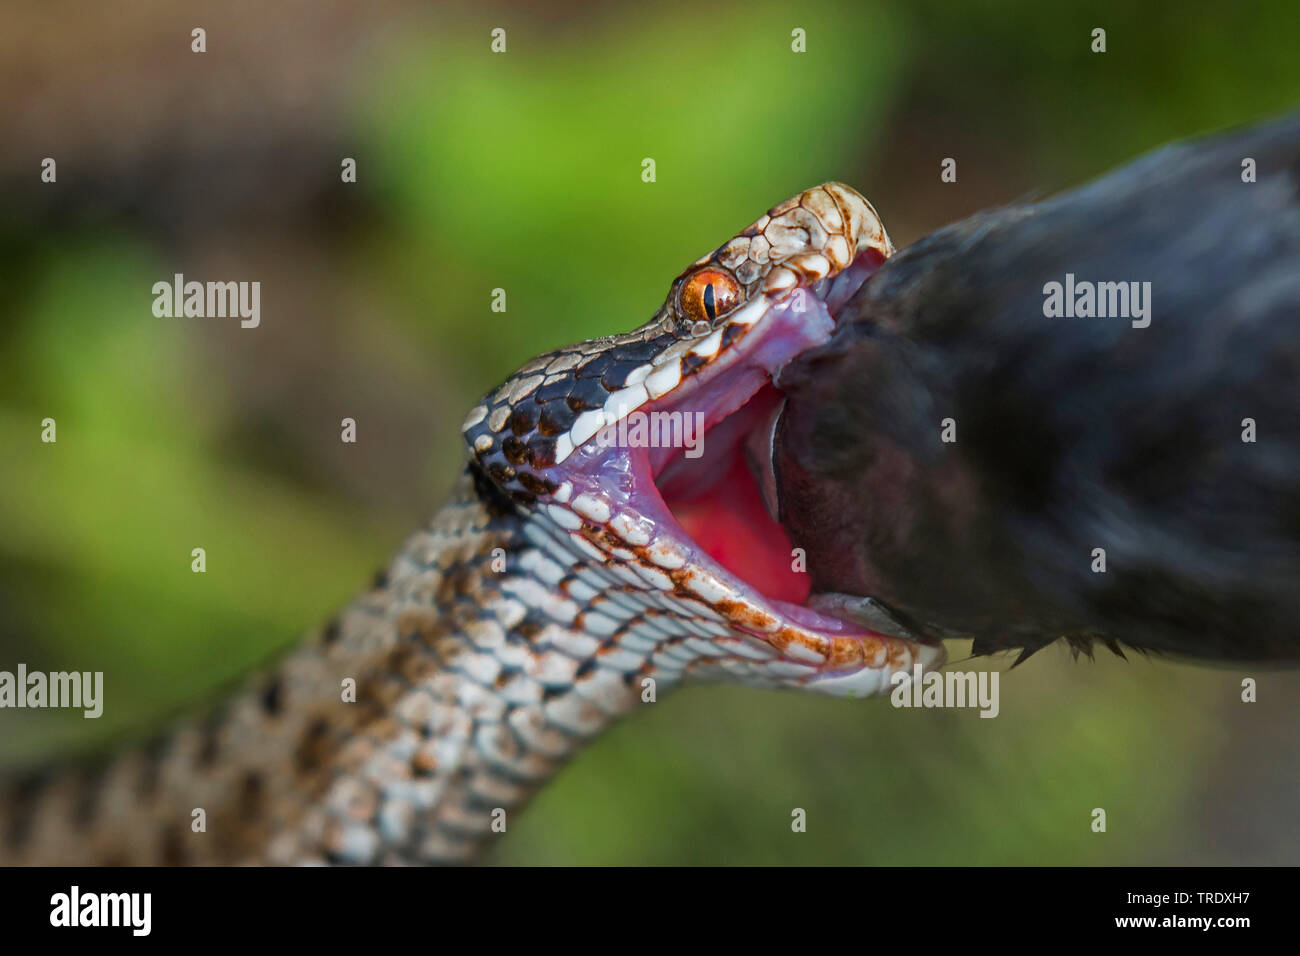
1, 184, 943, 865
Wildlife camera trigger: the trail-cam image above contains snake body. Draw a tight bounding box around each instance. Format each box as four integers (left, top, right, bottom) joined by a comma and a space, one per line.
1, 184, 942, 864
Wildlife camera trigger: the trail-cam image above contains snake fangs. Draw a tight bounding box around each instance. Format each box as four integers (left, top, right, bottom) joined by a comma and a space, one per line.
1, 183, 944, 865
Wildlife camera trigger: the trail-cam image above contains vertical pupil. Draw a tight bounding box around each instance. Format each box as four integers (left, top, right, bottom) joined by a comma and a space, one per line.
702, 282, 716, 320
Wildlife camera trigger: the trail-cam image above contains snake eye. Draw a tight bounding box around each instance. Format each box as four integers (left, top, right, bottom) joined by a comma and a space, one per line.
678, 268, 742, 328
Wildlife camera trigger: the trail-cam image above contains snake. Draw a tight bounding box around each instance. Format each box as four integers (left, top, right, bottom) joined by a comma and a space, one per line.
1, 183, 945, 865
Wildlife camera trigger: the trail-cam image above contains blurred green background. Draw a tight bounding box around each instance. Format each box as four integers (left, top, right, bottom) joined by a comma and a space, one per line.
3, 0, 1299, 863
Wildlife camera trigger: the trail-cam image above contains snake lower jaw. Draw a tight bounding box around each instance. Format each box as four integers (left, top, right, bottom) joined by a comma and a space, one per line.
800, 639, 948, 698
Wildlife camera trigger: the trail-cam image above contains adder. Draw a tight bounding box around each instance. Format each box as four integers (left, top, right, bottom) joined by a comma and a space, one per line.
1, 183, 941, 865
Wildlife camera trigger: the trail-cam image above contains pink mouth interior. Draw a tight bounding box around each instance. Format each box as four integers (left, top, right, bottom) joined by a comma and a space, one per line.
655, 385, 807, 604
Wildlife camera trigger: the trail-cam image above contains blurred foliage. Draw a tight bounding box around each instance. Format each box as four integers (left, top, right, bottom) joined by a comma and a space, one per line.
359, 0, 904, 383
0, 241, 392, 758
900, 0, 1300, 163
2, 0, 1297, 861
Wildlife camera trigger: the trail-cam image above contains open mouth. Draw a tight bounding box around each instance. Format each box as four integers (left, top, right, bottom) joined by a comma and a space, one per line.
647, 250, 884, 610
464, 184, 946, 696
537, 250, 942, 694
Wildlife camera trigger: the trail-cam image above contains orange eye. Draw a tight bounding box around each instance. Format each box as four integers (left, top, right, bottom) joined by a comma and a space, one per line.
678, 268, 742, 327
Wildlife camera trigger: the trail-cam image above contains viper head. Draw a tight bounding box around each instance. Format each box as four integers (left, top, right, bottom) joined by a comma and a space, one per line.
462, 183, 944, 697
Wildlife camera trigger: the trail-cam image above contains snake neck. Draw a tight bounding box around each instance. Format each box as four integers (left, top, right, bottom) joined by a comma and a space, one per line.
2, 465, 668, 865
